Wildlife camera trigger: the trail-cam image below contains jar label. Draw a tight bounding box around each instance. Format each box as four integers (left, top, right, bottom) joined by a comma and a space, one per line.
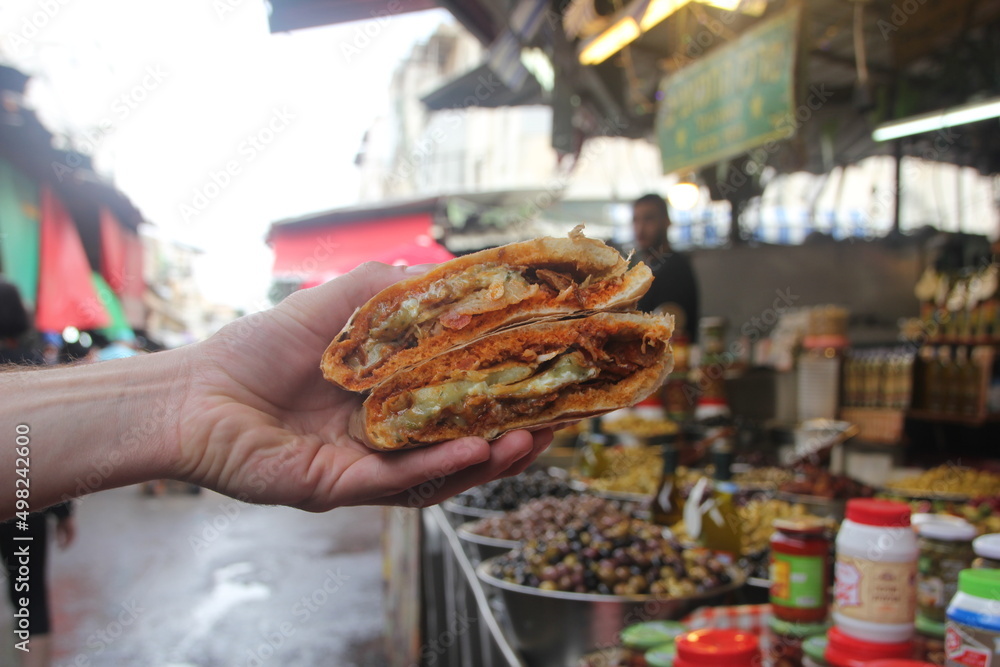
833, 554, 916, 624
771, 553, 824, 609
945, 623, 994, 667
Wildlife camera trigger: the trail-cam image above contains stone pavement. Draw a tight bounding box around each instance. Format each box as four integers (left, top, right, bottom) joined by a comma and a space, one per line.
0, 486, 387, 667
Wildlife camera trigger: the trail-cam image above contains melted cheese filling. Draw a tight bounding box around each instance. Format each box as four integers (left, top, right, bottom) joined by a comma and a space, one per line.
388, 352, 597, 431
356, 265, 539, 369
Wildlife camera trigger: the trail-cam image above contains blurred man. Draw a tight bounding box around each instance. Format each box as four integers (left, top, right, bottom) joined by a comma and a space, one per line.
631, 193, 700, 341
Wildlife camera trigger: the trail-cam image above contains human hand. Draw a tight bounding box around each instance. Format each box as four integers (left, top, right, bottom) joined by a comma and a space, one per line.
170, 262, 552, 512
55, 516, 75, 549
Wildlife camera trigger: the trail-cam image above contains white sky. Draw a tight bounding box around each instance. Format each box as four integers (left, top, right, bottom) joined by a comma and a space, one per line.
0, 0, 450, 310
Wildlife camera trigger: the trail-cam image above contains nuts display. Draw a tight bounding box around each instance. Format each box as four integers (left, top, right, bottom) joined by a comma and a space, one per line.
732, 467, 793, 488
451, 469, 575, 511
669, 499, 827, 555
885, 465, 1000, 498
469, 495, 637, 542
488, 517, 735, 596
780, 464, 875, 500
602, 415, 680, 438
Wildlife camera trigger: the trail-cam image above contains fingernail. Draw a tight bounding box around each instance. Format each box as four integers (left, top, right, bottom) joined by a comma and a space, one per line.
404, 263, 437, 275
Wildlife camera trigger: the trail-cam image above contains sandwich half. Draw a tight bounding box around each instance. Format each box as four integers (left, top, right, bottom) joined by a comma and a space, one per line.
322, 228, 652, 392
349, 311, 674, 450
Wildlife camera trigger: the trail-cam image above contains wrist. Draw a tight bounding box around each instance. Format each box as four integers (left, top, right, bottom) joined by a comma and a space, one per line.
3, 347, 192, 512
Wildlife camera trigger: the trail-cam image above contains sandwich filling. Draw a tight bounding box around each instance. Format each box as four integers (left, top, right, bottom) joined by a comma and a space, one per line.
346, 262, 626, 372
377, 333, 666, 445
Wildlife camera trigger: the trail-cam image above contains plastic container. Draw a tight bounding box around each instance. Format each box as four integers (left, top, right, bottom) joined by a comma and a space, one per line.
673, 629, 759, 667
802, 635, 828, 667
823, 626, 913, 667
913, 613, 945, 666
771, 516, 831, 623
832, 499, 918, 642
620, 621, 686, 651
916, 519, 977, 622
945, 569, 1000, 667
767, 616, 830, 667
972, 533, 1000, 569
645, 642, 677, 667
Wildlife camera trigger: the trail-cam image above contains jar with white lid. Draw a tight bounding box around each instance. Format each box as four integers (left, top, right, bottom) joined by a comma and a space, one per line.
833, 498, 918, 642
972, 533, 1000, 569
917, 518, 977, 622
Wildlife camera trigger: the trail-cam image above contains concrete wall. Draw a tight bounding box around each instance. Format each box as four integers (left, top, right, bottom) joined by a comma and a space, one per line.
690, 238, 928, 346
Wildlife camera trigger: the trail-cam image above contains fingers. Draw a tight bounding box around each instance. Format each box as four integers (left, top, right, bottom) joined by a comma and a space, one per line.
498, 428, 553, 479
282, 261, 439, 340
379, 430, 538, 509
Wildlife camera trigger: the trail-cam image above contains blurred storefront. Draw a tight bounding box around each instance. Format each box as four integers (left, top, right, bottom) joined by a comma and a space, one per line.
267, 1, 1000, 665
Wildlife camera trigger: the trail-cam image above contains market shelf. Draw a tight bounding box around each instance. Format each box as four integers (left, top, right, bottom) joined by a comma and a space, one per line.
906, 410, 1000, 426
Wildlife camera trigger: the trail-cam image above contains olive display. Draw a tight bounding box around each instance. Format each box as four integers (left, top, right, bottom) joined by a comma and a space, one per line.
489, 516, 734, 596
450, 469, 575, 511
469, 495, 637, 542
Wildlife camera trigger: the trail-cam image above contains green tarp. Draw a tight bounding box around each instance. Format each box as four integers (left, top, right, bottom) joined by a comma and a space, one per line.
91, 272, 134, 341
0, 157, 40, 305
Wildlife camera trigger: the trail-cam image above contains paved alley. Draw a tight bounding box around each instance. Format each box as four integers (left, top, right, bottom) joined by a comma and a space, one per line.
1, 486, 387, 667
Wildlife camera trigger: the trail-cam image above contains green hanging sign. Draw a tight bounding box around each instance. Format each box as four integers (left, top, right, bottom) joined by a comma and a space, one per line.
656, 5, 801, 174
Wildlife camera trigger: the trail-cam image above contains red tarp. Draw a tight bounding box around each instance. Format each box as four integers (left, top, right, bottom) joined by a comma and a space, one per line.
270, 212, 453, 282
99, 206, 127, 293
35, 186, 109, 332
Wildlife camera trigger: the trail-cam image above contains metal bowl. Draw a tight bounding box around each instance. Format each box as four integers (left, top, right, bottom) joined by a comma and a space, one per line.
477, 557, 745, 667
776, 491, 847, 522
455, 521, 519, 562
440, 499, 504, 527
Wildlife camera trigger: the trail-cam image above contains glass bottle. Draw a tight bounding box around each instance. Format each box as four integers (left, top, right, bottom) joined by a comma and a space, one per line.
576, 420, 608, 478
700, 443, 742, 557
927, 347, 947, 413
650, 443, 684, 528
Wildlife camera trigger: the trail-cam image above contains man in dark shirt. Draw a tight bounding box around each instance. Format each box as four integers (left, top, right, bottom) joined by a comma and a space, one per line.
631, 193, 700, 341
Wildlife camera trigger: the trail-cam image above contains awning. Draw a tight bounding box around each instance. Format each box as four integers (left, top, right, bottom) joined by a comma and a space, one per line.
267, 0, 436, 32
91, 272, 134, 342
35, 186, 109, 332
0, 157, 39, 306
421, 62, 545, 111
269, 211, 444, 281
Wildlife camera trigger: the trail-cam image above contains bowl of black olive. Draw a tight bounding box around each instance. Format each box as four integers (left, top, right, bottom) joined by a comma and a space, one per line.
458, 495, 639, 562
478, 516, 744, 667
442, 469, 576, 526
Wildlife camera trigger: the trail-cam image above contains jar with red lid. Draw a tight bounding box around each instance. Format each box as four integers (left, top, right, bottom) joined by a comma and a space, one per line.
771, 516, 831, 623
823, 626, 913, 667
673, 629, 760, 667
832, 498, 918, 642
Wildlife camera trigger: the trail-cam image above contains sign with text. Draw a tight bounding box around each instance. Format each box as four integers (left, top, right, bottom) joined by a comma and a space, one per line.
656, 6, 801, 174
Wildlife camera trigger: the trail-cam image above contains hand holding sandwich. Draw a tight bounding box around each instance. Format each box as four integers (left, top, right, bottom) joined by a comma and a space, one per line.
0, 261, 551, 519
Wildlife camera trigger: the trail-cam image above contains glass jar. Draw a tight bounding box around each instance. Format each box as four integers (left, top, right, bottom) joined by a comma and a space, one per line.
771, 517, 831, 623
767, 616, 830, 667
674, 629, 759, 667
916, 518, 976, 622
972, 533, 1000, 569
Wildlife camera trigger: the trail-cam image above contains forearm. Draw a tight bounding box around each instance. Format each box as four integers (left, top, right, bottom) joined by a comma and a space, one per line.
1, 349, 190, 518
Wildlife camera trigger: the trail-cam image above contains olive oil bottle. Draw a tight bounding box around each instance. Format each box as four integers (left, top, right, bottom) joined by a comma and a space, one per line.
650, 443, 684, 527
699, 443, 742, 557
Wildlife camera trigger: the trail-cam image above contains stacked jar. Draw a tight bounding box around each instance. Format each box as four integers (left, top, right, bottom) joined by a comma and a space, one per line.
827, 499, 919, 666
917, 518, 977, 622
915, 517, 976, 666
945, 569, 1000, 667
972, 533, 1000, 569
673, 629, 760, 667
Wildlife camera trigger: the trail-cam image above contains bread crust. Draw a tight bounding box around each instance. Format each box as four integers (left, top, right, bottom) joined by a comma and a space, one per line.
322, 232, 652, 392
350, 312, 674, 450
